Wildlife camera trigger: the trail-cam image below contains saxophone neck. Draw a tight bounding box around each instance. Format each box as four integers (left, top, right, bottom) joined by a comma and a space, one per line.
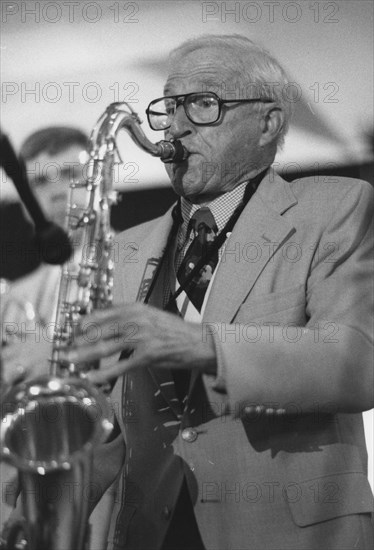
91, 102, 189, 163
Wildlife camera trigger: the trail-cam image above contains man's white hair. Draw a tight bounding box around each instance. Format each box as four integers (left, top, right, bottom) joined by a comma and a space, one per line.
169, 34, 294, 147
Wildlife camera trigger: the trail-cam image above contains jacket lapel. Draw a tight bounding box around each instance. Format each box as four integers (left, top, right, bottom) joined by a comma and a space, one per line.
117, 207, 174, 304
203, 171, 297, 323
123, 207, 183, 419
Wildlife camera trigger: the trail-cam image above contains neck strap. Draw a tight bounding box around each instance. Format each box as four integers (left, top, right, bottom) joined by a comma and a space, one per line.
144, 168, 268, 307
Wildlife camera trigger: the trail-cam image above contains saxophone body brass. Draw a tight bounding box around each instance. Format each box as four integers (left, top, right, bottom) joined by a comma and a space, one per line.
0, 102, 188, 550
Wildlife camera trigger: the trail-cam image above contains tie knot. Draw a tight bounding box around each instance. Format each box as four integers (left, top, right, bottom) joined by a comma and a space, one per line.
190, 207, 217, 235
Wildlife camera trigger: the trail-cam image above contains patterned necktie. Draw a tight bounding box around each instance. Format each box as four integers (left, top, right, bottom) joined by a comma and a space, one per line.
177, 207, 218, 312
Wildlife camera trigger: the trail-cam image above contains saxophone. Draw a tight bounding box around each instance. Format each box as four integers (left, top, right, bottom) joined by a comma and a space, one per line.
0, 102, 188, 550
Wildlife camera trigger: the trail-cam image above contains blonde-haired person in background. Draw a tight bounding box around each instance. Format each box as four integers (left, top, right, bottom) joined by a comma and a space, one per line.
1, 126, 88, 377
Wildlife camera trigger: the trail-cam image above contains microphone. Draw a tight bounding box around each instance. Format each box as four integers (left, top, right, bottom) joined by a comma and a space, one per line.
0, 130, 72, 265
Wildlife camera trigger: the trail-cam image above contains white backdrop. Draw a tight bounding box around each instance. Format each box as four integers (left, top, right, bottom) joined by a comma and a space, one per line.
1, 0, 373, 193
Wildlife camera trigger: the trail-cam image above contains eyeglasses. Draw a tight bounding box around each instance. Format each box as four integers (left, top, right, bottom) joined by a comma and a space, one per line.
146, 91, 274, 131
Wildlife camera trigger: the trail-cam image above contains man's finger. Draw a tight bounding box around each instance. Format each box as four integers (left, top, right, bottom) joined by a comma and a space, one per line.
78, 303, 139, 327
59, 339, 134, 364
86, 356, 144, 384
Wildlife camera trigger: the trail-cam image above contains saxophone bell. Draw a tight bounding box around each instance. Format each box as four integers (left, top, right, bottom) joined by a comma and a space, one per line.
1, 376, 112, 550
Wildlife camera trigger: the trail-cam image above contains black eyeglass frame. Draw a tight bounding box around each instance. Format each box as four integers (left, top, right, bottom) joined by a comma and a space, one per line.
146, 92, 274, 130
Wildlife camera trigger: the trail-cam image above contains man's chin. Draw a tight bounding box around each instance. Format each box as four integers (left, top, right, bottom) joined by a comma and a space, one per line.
169, 164, 192, 196
171, 180, 207, 204
167, 160, 209, 202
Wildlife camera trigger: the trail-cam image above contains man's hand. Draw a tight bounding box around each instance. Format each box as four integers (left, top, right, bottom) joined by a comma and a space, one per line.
58, 303, 217, 383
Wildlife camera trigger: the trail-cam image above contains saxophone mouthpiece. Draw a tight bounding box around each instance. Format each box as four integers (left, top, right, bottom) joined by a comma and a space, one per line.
157, 139, 189, 164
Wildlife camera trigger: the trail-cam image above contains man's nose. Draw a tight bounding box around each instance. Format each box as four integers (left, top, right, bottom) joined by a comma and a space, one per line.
168, 104, 192, 139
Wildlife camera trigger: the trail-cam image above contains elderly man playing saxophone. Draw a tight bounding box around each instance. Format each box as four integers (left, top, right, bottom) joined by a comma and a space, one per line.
61, 35, 374, 550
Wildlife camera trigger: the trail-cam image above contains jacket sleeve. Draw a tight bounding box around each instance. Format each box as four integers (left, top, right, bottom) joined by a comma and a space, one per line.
213, 181, 374, 415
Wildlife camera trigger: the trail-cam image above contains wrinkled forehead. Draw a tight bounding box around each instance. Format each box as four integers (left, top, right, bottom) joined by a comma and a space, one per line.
164, 47, 240, 96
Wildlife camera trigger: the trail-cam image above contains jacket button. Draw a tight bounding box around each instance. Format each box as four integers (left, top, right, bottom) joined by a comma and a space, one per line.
181, 427, 198, 442
163, 505, 171, 519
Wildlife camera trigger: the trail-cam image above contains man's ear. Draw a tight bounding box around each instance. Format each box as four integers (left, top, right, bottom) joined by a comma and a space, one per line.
259, 107, 284, 146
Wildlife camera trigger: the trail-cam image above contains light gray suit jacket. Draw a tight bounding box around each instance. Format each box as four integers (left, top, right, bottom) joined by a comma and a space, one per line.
105, 171, 374, 549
